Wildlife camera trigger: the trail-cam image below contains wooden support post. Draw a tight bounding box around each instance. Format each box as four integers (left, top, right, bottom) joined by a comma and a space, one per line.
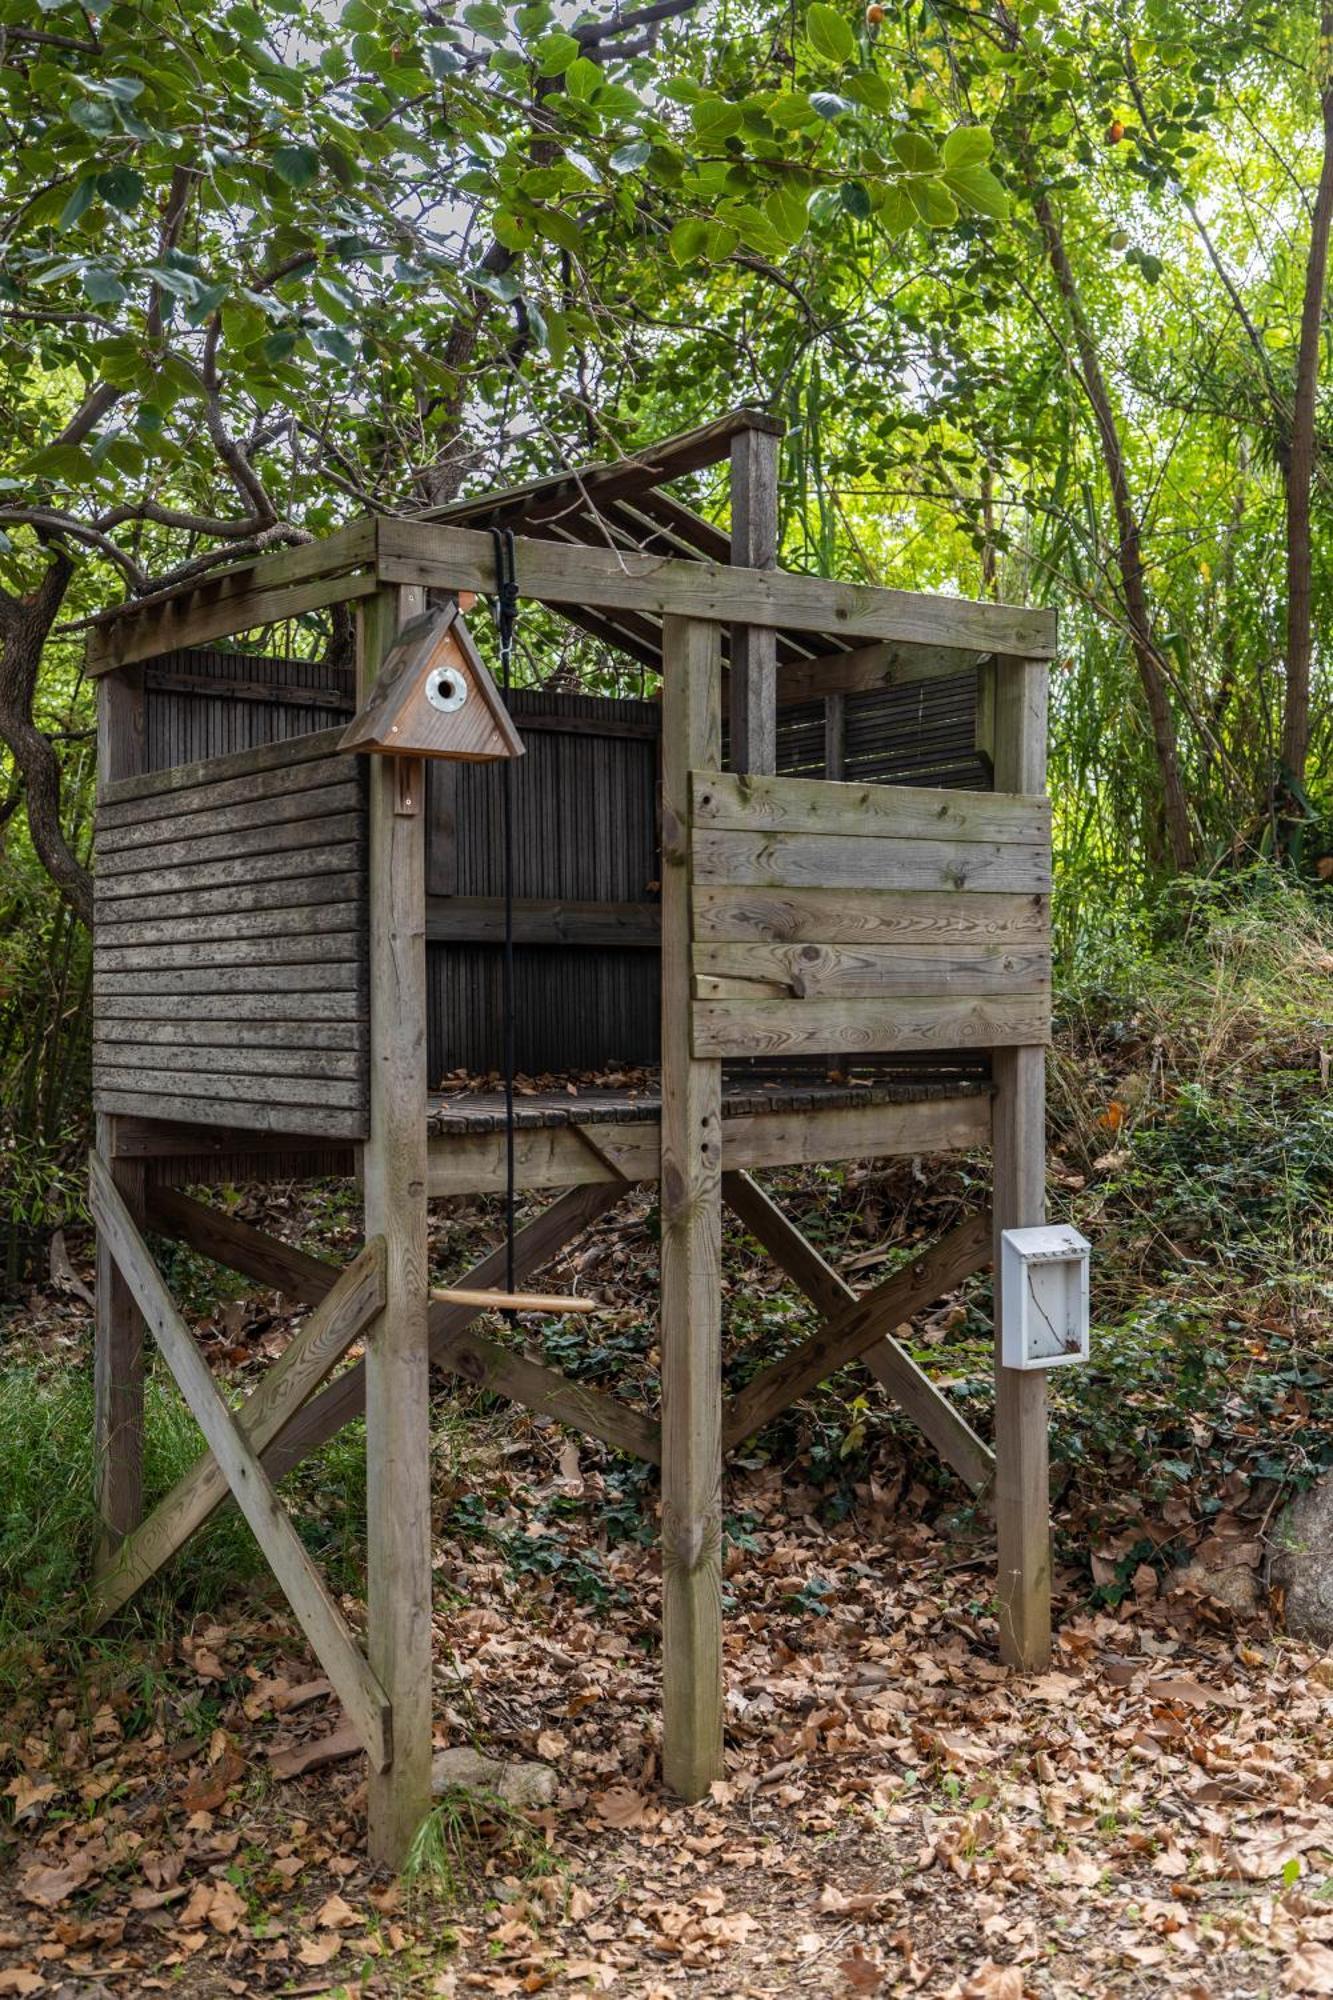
729, 426, 779, 775
659, 614, 725, 1801
94, 663, 146, 1569
361, 584, 433, 1866
991, 653, 1052, 1670
823, 691, 846, 781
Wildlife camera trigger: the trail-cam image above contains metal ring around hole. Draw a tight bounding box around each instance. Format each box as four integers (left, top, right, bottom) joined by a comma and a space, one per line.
425, 665, 468, 714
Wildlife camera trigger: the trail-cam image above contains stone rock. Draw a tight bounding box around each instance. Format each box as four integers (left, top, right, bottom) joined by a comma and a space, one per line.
1271, 1479, 1333, 1643
431, 1747, 558, 1809
1174, 1557, 1260, 1616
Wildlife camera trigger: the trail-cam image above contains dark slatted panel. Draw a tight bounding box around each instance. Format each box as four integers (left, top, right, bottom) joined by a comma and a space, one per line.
145, 647, 355, 773
94, 725, 370, 1142
428, 689, 661, 1077
842, 671, 987, 791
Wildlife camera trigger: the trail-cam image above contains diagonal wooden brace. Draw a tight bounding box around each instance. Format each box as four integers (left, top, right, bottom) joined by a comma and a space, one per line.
723, 1172, 994, 1494
89, 1232, 387, 1629
721, 1198, 993, 1459
89, 1153, 392, 1771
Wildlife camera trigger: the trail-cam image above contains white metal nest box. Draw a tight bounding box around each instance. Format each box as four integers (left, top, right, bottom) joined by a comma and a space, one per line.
1000, 1225, 1091, 1370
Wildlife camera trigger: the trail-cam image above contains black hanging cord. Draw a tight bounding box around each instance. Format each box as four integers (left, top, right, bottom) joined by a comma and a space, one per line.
491, 528, 519, 1312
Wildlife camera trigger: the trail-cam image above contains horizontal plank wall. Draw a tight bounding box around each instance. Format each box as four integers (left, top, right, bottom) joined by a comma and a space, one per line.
688, 771, 1052, 1061
93, 729, 370, 1139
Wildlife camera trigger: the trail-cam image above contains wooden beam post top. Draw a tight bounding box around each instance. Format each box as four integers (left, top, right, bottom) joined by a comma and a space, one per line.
376, 519, 1060, 658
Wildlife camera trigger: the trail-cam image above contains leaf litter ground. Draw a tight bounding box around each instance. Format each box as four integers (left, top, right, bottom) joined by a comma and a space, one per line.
5, 1147, 1333, 1999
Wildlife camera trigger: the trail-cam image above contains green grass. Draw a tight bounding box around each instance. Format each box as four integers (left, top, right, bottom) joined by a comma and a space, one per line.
0, 1355, 374, 1697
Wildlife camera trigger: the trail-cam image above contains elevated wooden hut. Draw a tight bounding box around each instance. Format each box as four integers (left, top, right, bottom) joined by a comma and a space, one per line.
85, 411, 1056, 1866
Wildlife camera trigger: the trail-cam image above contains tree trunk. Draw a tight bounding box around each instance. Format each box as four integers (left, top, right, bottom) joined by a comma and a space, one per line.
1029, 186, 1196, 874
1280, 2, 1333, 789
0, 553, 93, 927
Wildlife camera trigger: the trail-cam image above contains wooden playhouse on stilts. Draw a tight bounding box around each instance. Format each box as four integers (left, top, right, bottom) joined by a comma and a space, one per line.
84, 411, 1058, 1866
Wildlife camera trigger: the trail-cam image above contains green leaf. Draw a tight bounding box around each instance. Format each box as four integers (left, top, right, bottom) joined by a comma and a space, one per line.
81, 267, 128, 306
534, 31, 580, 74
906, 177, 957, 226
892, 130, 939, 172
463, 2, 506, 36
69, 99, 114, 135
609, 140, 652, 173
691, 96, 743, 141
768, 91, 820, 129
942, 125, 993, 169
562, 54, 600, 97
942, 162, 1009, 220
533, 206, 581, 254
262, 328, 299, 363
668, 217, 710, 264
272, 145, 320, 189
805, 3, 855, 64
96, 167, 145, 214
58, 178, 99, 232
846, 71, 893, 111
840, 180, 872, 219
765, 184, 809, 245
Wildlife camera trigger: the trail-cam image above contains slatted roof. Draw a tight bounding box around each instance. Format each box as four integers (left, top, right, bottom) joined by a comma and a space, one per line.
425, 408, 865, 675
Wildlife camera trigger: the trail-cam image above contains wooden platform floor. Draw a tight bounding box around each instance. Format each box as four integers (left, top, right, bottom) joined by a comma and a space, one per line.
428, 1069, 993, 1135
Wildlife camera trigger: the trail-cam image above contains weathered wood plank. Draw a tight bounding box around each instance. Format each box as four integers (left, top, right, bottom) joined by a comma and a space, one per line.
95, 991, 366, 1024
94, 841, 365, 904
96, 810, 364, 881
95, 903, 365, 952
721, 1171, 994, 1496
659, 613, 725, 1804
98, 725, 351, 810
88, 1154, 391, 1767
92, 1089, 366, 1139
92, 1062, 367, 1111
92, 870, 365, 928
691, 770, 1049, 845
692, 941, 1050, 1001
146, 1187, 346, 1301
437, 1325, 660, 1463
377, 519, 1059, 657
775, 638, 988, 706
723, 1209, 993, 1451
426, 1091, 991, 1197
692, 829, 1050, 895
94, 932, 364, 975
97, 1041, 361, 1084
691, 993, 1051, 1061
86, 541, 380, 674
361, 585, 433, 1868
142, 666, 354, 713
729, 425, 779, 775
95, 1017, 365, 1054
693, 886, 1050, 947
95, 960, 364, 997
88, 1236, 386, 1626
992, 653, 1052, 1673
96, 778, 361, 857
426, 895, 660, 948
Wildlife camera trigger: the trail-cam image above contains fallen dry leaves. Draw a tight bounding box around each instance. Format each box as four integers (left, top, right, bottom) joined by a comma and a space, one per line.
4, 1463, 1333, 1998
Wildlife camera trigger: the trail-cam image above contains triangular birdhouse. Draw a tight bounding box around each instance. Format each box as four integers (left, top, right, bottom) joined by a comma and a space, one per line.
340, 604, 525, 762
